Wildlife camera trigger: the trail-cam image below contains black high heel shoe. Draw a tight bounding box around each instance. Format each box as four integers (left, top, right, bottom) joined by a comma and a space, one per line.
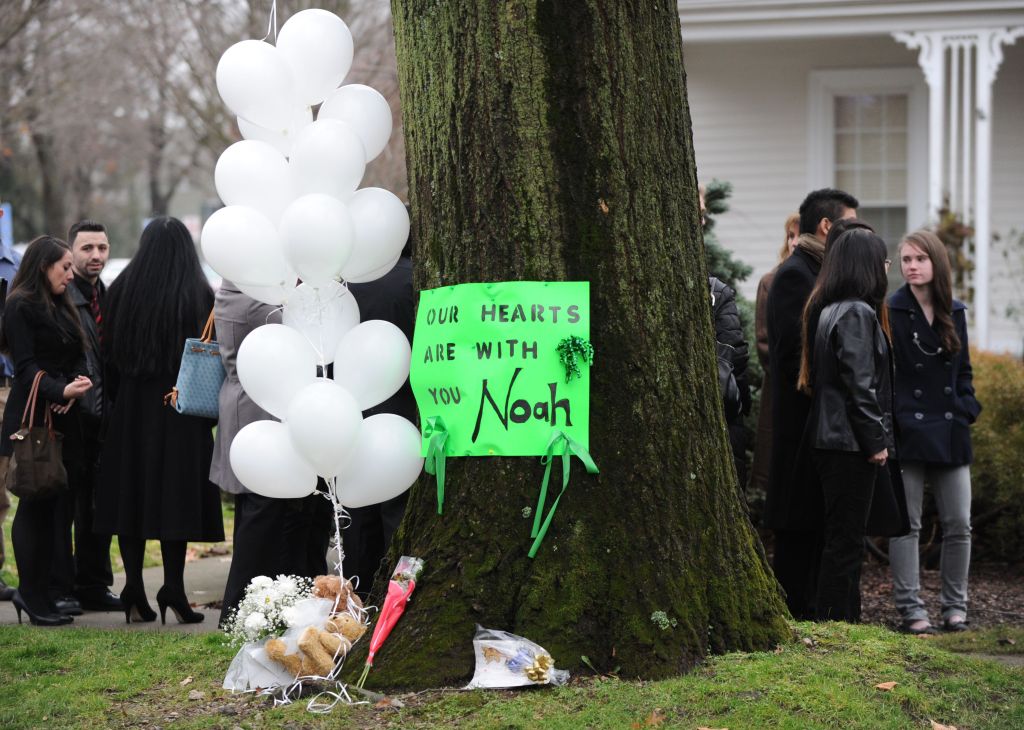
120, 586, 157, 624
12, 591, 73, 627
156, 586, 204, 625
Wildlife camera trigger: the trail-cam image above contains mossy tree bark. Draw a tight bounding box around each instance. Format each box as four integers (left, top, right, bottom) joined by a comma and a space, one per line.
364, 0, 790, 689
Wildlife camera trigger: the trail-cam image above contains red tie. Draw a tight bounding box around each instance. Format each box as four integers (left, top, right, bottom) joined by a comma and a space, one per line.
90, 287, 102, 335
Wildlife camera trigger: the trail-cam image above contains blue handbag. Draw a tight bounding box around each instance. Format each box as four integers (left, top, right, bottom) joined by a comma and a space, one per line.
164, 309, 225, 419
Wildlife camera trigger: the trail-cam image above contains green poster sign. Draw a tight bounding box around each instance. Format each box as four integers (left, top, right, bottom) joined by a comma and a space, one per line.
410, 281, 590, 457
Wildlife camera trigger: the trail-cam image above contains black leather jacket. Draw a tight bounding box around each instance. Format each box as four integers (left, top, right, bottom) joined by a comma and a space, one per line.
68, 275, 105, 424
808, 300, 895, 456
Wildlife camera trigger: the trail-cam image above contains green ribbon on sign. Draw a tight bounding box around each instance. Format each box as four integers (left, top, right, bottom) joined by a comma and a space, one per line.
424, 416, 448, 514
528, 430, 599, 558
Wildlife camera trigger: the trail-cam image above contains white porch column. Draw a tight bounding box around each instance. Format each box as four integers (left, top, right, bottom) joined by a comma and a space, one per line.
973, 28, 1024, 349
895, 27, 1024, 349
894, 31, 944, 220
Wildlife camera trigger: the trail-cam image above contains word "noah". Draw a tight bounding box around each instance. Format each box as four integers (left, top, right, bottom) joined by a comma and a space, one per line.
472, 367, 572, 442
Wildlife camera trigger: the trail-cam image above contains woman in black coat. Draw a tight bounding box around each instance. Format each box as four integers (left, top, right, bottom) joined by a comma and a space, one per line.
94, 218, 224, 624
888, 230, 980, 634
798, 228, 895, 622
0, 236, 93, 625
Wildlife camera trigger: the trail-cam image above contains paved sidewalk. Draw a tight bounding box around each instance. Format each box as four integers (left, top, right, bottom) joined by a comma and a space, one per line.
0, 553, 231, 634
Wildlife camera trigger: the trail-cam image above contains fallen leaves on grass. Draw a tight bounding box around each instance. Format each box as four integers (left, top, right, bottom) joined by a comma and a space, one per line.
801, 637, 816, 648
630, 708, 666, 727
374, 697, 405, 710
179, 676, 193, 686
187, 690, 206, 701
929, 721, 958, 730
874, 681, 898, 691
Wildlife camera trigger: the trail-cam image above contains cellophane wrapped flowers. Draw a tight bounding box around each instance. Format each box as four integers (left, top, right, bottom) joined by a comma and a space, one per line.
223, 575, 314, 645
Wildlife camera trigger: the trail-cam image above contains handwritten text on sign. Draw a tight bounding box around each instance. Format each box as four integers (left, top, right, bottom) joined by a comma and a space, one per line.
410, 282, 590, 456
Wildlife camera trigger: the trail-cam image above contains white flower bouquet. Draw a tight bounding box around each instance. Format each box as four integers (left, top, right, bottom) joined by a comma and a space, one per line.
222, 575, 314, 645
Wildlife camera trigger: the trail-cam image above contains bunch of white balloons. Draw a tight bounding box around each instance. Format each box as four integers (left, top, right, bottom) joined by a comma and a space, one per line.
202, 8, 422, 509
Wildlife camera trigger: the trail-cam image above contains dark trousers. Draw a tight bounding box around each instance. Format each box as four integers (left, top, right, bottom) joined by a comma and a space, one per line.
813, 449, 878, 623
219, 490, 333, 623
51, 452, 114, 597
342, 491, 408, 599
773, 528, 823, 620
12, 494, 60, 613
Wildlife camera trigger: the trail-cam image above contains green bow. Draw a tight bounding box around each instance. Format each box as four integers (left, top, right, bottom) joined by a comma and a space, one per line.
529, 430, 599, 558
424, 416, 448, 515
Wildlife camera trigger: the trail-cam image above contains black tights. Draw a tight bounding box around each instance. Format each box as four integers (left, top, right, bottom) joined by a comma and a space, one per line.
118, 537, 187, 594
12, 495, 59, 613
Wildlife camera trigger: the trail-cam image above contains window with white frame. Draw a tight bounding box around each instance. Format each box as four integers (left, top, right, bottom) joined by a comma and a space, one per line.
808, 69, 928, 284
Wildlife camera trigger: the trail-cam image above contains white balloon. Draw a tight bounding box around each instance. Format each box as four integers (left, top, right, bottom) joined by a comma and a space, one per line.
215, 140, 293, 224
345, 253, 400, 284
279, 194, 354, 286
333, 320, 411, 410
230, 421, 318, 499
336, 414, 423, 508
282, 281, 360, 365
289, 120, 366, 201
237, 105, 313, 158
236, 323, 318, 419
237, 277, 298, 306
341, 188, 409, 283
200, 206, 291, 288
216, 40, 296, 131
319, 84, 393, 161
286, 379, 362, 478
276, 9, 354, 106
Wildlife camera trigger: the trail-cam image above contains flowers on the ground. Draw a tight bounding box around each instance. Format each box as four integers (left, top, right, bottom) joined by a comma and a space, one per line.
223, 574, 314, 645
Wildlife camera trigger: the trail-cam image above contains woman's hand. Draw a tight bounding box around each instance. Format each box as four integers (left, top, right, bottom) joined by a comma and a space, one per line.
63, 375, 93, 401
867, 448, 888, 466
51, 400, 74, 415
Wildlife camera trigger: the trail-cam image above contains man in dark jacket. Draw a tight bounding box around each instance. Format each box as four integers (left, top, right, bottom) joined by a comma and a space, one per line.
764, 188, 858, 619
51, 220, 120, 612
343, 252, 415, 598
710, 276, 751, 485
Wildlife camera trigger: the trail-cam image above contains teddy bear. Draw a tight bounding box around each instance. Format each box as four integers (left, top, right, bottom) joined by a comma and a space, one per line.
312, 574, 362, 613
266, 625, 354, 678
265, 637, 315, 678
326, 611, 368, 644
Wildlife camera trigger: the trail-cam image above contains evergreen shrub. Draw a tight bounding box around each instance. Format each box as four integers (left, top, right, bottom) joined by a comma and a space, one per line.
969, 349, 1024, 562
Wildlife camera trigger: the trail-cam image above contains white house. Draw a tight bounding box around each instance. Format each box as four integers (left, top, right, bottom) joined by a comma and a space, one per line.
679, 0, 1024, 353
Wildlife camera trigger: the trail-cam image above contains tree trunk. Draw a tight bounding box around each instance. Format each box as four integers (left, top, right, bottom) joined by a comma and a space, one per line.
31, 129, 65, 237
363, 0, 789, 689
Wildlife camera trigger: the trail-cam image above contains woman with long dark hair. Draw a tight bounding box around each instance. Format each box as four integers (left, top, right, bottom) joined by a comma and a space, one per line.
0, 236, 93, 625
888, 230, 979, 634
797, 228, 895, 622
95, 217, 223, 624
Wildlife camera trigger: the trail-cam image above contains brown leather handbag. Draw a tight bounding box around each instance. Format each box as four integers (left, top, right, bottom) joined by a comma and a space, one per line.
7, 370, 67, 500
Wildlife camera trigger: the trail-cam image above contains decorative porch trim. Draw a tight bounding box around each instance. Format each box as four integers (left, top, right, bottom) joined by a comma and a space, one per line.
894, 27, 1024, 348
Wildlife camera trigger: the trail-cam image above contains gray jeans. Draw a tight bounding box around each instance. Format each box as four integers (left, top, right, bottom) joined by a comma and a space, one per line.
889, 462, 971, 622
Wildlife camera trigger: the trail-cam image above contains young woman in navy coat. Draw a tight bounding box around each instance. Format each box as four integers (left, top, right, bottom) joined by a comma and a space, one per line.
887, 230, 980, 634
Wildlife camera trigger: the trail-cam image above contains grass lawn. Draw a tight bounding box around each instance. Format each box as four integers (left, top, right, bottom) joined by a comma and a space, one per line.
1, 496, 235, 589
0, 622, 1021, 729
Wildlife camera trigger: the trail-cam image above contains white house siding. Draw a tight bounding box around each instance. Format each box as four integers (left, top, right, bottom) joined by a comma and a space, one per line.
989, 43, 1024, 355
683, 35, 917, 290
683, 34, 1024, 353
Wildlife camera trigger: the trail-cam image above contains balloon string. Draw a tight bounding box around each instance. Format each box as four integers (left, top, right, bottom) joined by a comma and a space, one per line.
261, 0, 278, 43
